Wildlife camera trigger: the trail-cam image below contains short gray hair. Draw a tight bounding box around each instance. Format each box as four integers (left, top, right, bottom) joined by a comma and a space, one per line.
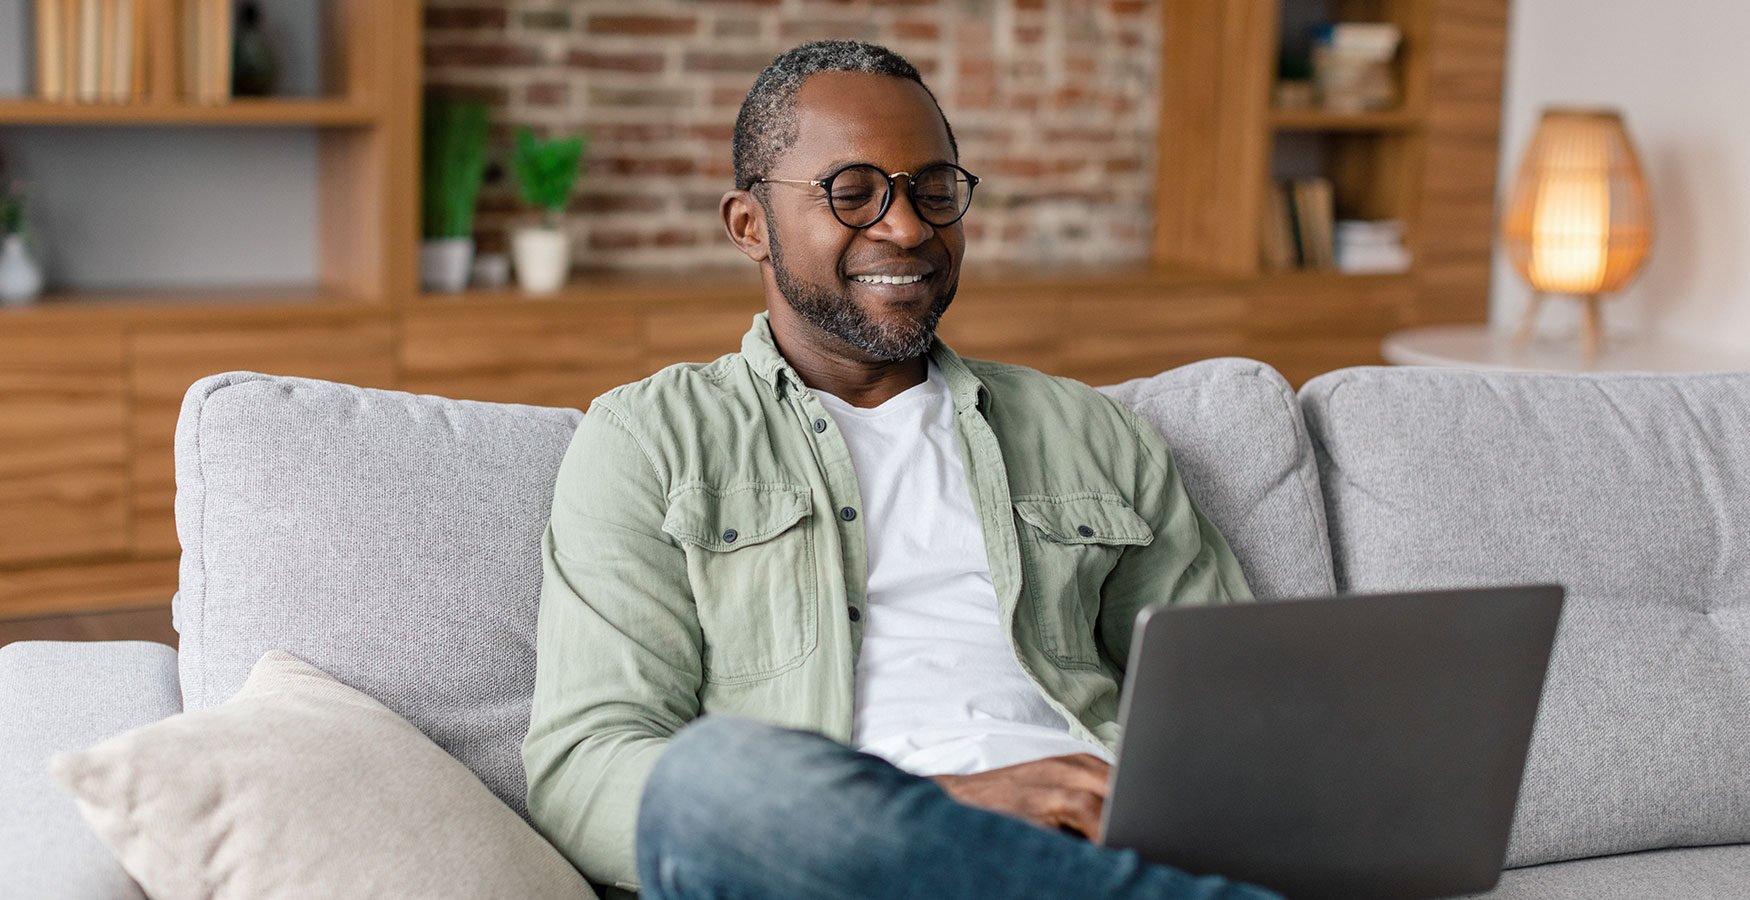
732, 40, 958, 190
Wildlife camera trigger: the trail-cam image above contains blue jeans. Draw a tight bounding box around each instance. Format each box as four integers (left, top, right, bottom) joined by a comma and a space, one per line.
635, 716, 1282, 900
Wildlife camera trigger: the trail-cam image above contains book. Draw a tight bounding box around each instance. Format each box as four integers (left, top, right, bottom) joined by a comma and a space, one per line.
34, 0, 64, 100
97, 0, 115, 102
188, 0, 229, 104
1290, 177, 1335, 270
75, 0, 98, 102
1259, 181, 1296, 271
124, 0, 143, 100
1334, 219, 1411, 274
212, 0, 230, 103
59, 0, 77, 101
178, 0, 195, 100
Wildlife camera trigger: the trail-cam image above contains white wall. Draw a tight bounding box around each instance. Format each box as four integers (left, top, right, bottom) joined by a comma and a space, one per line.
1491, 3, 1750, 350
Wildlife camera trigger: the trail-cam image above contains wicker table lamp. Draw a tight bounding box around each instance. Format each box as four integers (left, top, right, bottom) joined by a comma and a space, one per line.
1501, 108, 1653, 358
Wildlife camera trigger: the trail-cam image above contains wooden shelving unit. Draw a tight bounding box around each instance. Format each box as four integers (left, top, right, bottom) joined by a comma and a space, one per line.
0, 0, 1509, 622
0, 0, 420, 619
1154, 0, 1507, 343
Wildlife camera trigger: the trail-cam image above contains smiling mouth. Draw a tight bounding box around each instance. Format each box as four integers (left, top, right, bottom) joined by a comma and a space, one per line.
850, 273, 930, 286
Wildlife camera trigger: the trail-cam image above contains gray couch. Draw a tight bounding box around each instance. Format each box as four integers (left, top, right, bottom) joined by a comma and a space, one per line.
2, 359, 1746, 898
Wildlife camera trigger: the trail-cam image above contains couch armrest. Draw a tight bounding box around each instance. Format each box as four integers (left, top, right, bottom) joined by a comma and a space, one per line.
0, 640, 183, 899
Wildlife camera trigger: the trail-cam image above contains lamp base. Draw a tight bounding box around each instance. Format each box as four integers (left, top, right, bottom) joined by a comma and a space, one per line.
1513, 291, 1605, 360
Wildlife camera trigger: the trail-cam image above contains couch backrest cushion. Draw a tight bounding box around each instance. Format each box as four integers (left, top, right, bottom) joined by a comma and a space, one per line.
1101, 358, 1336, 601
173, 360, 1329, 818
1300, 366, 1750, 868
173, 372, 582, 814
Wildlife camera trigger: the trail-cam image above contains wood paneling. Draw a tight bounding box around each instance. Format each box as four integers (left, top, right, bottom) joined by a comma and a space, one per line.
0, 557, 179, 619
401, 304, 643, 410
936, 286, 1063, 375
128, 317, 399, 556
1064, 289, 1248, 387
0, 603, 177, 649
0, 329, 130, 568
642, 297, 768, 372
1154, 0, 1277, 274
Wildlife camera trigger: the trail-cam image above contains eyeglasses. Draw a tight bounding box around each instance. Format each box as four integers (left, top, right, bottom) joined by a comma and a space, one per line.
750, 162, 981, 230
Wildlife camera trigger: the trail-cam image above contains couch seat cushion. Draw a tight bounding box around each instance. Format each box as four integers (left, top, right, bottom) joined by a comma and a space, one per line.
1461, 843, 1750, 899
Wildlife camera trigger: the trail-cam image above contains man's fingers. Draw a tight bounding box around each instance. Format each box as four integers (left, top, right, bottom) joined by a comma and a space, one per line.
1034, 754, 1112, 798
1033, 787, 1105, 841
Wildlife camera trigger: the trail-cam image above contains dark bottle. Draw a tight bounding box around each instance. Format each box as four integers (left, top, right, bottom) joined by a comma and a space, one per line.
232, 2, 279, 97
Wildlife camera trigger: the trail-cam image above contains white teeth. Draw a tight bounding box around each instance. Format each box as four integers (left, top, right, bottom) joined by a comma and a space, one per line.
852, 274, 926, 285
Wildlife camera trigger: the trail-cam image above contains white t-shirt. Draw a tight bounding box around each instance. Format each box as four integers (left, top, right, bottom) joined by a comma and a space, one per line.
815, 361, 1113, 777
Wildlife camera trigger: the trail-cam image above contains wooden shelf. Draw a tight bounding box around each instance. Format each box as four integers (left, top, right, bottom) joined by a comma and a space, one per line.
0, 285, 380, 326
1269, 107, 1424, 132
0, 97, 382, 127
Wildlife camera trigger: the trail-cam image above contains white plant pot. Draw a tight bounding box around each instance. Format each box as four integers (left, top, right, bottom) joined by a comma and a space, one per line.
420, 237, 474, 293
511, 225, 571, 295
0, 235, 44, 306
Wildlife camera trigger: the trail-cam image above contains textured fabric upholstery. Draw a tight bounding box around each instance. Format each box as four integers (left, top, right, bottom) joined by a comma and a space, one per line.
1300, 366, 1750, 868
0, 640, 182, 900
172, 372, 583, 814
170, 360, 1325, 823
1100, 358, 1335, 601
1461, 844, 1750, 899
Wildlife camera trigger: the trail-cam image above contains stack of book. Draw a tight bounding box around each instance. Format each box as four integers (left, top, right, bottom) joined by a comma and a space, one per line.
1334, 219, 1411, 274
1311, 22, 1402, 113
1260, 177, 1336, 272
33, 0, 232, 104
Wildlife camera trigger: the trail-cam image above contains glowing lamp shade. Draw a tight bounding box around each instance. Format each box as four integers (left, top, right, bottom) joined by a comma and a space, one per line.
1502, 109, 1652, 296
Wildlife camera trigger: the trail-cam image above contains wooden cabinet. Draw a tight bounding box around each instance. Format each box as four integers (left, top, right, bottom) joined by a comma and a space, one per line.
0, 328, 129, 567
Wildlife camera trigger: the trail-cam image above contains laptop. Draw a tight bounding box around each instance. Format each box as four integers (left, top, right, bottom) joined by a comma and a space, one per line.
1098, 585, 1565, 900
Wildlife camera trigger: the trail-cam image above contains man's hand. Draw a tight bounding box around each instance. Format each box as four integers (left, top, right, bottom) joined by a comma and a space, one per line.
929, 753, 1112, 841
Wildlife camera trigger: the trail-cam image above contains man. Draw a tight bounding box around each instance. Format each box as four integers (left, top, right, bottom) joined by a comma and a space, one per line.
524, 41, 1277, 900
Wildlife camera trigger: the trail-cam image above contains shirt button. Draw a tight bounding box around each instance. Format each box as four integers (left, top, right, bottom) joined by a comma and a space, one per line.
722, 529, 738, 544
848, 606, 861, 622
839, 506, 857, 522
813, 418, 828, 433
1077, 525, 1095, 538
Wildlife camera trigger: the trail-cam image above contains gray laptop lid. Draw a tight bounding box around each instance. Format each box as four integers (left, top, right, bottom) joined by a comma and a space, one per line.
1100, 585, 1564, 900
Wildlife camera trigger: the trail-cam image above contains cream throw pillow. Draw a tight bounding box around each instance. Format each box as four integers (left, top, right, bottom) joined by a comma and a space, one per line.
49, 650, 597, 900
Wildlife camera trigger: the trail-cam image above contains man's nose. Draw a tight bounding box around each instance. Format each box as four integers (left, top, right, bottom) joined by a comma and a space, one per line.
864, 183, 934, 249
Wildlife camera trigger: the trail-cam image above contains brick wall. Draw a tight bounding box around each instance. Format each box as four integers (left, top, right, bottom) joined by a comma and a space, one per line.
424, 1, 1161, 272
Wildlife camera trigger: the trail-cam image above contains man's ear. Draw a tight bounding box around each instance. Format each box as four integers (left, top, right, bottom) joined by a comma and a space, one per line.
721, 190, 771, 264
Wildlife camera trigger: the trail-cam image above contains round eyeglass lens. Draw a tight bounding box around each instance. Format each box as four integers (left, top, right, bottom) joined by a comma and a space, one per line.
825, 165, 888, 228
909, 165, 971, 225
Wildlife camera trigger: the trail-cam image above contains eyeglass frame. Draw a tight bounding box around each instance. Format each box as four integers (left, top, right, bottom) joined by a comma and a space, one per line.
747, 162, 982, 230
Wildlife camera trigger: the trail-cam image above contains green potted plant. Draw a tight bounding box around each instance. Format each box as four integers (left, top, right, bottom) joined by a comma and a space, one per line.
420, 95, 490, 292
0, 178, 43, 306
510, 127, 586, 294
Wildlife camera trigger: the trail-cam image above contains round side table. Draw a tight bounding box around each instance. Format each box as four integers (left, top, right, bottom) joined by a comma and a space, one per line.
1381, 324, 1750, 374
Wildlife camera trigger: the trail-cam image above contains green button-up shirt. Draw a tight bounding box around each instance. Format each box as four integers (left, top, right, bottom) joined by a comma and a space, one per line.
524, 313, 1252, 893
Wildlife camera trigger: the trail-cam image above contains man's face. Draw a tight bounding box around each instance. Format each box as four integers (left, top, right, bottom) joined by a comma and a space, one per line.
757, 72, 965, 362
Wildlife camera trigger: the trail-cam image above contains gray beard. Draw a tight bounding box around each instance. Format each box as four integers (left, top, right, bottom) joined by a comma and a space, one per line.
769, 226, 955, 363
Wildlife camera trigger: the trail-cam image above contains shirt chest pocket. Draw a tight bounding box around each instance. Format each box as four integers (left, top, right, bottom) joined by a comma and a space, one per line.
662, 483, 820, 684
1013, 494, 1154, 669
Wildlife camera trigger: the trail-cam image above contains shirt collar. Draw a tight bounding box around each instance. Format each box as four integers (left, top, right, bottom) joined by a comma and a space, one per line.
740, 311, 991, 414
